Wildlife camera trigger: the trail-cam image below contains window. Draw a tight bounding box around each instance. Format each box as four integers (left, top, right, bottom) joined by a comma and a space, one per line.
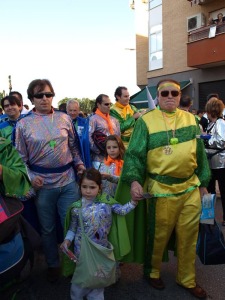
149, 0, 162, 9
149, 4, 162, 70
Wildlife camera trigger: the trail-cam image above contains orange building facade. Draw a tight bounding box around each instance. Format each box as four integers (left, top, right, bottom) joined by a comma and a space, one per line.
132, 0, 225, 109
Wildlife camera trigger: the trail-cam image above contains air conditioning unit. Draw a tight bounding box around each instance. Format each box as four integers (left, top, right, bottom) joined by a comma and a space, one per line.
187, 13, 206, 32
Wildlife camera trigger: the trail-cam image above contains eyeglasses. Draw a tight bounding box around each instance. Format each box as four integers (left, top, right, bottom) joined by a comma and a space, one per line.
33, 93, 54, 99
160, 90, 180, 97
103, 103, 112, 106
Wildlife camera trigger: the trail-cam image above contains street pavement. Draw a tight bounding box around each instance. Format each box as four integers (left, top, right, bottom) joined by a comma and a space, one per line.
1, 198, 225, 300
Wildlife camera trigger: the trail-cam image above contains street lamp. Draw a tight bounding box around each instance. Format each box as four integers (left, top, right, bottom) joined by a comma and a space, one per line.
8, 75, 12, 93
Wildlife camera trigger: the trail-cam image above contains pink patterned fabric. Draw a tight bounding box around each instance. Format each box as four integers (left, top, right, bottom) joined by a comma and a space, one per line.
15, 110, 83, 188
89, 113, 120, 163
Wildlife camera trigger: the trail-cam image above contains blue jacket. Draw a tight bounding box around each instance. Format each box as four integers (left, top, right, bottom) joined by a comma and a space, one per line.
72, 116, 92, 168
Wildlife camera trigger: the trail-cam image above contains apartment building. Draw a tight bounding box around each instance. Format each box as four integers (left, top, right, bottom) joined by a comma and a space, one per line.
130, 0, 225, 109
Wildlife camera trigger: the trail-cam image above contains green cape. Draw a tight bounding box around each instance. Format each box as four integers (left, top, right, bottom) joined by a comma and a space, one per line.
0, 137, 31, 197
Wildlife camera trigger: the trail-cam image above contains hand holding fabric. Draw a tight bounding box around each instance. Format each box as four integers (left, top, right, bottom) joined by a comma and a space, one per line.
199, 187, 208, 199
77, 164, 86, 176
131, 181, 143, 201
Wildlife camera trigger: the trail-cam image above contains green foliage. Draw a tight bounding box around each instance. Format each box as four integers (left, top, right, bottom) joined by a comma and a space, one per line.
57, 97, 95, 114
57, 97, 73, 106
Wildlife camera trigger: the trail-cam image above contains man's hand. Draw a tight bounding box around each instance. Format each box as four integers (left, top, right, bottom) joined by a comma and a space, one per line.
199, 187, 208, 199
31, 176, 44, 189
131, 181, 143, 201
77, 164, 86, 176
133, 112, 142, 120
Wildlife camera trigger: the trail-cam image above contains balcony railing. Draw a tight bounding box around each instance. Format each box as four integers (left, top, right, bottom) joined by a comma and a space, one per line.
187, 22, 225, 68
188, 23, 225, 43
187, 0, 214, 5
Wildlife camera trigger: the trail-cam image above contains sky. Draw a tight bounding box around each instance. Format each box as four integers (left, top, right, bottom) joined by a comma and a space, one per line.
0, 0, 139, 107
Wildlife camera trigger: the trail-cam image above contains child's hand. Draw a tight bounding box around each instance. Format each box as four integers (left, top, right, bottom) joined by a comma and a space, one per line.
60, 239, 71, 251
131, 199, 138, 206
60, 240, 77, 262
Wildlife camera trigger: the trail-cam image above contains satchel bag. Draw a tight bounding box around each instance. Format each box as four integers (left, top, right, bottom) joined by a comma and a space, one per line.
0, 194, 23, 243
92, 131, 107, 154
72, 209, 116, 288
197, 220, 225, 265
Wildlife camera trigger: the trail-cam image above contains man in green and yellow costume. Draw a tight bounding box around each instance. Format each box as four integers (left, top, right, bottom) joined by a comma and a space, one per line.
118, 79, 211, 299
110, 86, 145, 148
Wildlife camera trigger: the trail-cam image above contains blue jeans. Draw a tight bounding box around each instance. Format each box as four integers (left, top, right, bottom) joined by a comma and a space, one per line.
35, 181, 80, 267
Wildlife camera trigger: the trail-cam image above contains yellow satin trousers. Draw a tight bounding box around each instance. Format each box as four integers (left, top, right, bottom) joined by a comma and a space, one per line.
149, 188, 201, 288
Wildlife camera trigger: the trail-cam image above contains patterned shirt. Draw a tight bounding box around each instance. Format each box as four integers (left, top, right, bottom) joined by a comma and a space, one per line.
15, 109, 83, 188
89, 113, 120, 163
99, 162, 119, 197
65, 197, 136, 258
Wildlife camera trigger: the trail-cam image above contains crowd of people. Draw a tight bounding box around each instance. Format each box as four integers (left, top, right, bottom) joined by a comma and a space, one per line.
0, 78, 225, 300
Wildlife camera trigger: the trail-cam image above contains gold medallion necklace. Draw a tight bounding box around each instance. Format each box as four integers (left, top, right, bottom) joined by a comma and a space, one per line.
162, 111, 179, 155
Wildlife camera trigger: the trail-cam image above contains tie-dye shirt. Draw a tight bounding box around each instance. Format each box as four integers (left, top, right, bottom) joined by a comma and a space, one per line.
65, 196, 136, 258
89, 113, 120, 163
15, 109, 83, 188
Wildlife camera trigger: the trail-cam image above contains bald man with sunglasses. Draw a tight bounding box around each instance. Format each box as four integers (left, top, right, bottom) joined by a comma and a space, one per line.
14, 79, 85, 283
119, 79, 211, 299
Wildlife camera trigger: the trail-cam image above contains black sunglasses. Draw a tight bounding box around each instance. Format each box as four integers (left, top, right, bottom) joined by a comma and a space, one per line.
103, 103, 112, 106
33, 93, 54, 99
160, 90, 180, 97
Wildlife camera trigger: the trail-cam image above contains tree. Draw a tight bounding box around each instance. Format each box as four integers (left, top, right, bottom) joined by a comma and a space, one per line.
79, 98, 95, 114
57, 97, 95, 114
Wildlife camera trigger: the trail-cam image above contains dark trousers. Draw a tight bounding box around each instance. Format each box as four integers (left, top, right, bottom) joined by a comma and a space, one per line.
207, 168, 225, 220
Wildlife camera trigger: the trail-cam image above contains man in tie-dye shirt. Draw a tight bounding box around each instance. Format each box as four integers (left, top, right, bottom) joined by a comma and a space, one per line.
15, 79, 85, 283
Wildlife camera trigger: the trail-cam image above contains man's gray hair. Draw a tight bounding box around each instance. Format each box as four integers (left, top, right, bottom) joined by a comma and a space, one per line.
66, 99, 80, 108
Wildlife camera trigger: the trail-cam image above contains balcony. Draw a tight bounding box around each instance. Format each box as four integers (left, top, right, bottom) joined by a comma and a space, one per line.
187, 23, 225, 68
187, 0, 214, 5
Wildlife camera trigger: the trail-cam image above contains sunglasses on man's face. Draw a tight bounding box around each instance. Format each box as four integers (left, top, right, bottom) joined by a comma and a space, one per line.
160, 90, 180, 97
33, 93, 54, 99
103, 103, 112, 107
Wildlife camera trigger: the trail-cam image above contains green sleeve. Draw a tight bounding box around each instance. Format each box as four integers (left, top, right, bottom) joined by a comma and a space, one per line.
0, 139, 31, 197
195, 138, 211, 187
110, 108, 136, 133
121, 118, 148, 185
194, 118, 211, 187
0, 125, 13, 141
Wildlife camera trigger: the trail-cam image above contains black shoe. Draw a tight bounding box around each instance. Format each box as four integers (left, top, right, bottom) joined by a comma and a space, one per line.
145, 277, 165, 290
47, 267, 61, 283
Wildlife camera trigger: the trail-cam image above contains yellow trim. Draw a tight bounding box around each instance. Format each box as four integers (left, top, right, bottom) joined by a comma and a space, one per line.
158, 82, 180, 91
142, 109, 196, 134
141, 109, 200, 196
